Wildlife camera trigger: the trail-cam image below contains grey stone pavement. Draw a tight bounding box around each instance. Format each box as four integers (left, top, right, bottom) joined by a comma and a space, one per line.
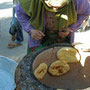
0, 0, 90, 64
0, 0, 28, 64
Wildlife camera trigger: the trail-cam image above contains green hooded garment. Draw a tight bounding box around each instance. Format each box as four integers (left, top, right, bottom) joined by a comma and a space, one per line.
18, 0, 77, 31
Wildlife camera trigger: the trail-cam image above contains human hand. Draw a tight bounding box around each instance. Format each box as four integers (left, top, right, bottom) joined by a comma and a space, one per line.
30, 29, 45, 40
58, 28, 70, 38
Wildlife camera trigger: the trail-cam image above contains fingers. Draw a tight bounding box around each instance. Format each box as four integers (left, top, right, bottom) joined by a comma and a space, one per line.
58, 30, 70, 38
39, 31, 45, 37
58, 28, 71, 38
30, 30, 45, 40
34, 34, 42, 40
35, 31, 45, 40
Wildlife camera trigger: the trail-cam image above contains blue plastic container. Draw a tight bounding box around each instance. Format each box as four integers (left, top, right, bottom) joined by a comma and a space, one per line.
0, 56, 17, 90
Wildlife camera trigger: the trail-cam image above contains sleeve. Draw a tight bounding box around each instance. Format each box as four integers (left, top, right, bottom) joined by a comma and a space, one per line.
68, 0, 90, 32
15, 3, 35, 33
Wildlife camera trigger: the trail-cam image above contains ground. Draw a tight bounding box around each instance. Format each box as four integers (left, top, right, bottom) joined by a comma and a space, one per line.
0, 0, 28, 63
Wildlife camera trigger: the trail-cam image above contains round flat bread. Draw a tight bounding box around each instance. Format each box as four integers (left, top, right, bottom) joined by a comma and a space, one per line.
44, 0, 69, 7
57, 47, 81, 63
34, 63, 48, 80
48, 60, 70, 76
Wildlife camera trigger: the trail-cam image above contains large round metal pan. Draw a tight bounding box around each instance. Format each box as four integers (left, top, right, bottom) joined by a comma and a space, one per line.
15, 43, 90, 90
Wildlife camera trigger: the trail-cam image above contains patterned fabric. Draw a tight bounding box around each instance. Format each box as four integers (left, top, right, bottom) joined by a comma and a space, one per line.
45, 10, 57, 34
9, 7, 23, 42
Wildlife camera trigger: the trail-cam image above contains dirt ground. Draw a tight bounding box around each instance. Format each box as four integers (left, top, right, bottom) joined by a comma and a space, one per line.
0, 0, 28, 63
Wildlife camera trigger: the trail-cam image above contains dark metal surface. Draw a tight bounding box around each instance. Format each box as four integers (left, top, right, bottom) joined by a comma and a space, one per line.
15, 43, 86, 90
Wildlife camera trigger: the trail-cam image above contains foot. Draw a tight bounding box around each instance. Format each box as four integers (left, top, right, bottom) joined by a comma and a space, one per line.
8, 42, 22, 48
